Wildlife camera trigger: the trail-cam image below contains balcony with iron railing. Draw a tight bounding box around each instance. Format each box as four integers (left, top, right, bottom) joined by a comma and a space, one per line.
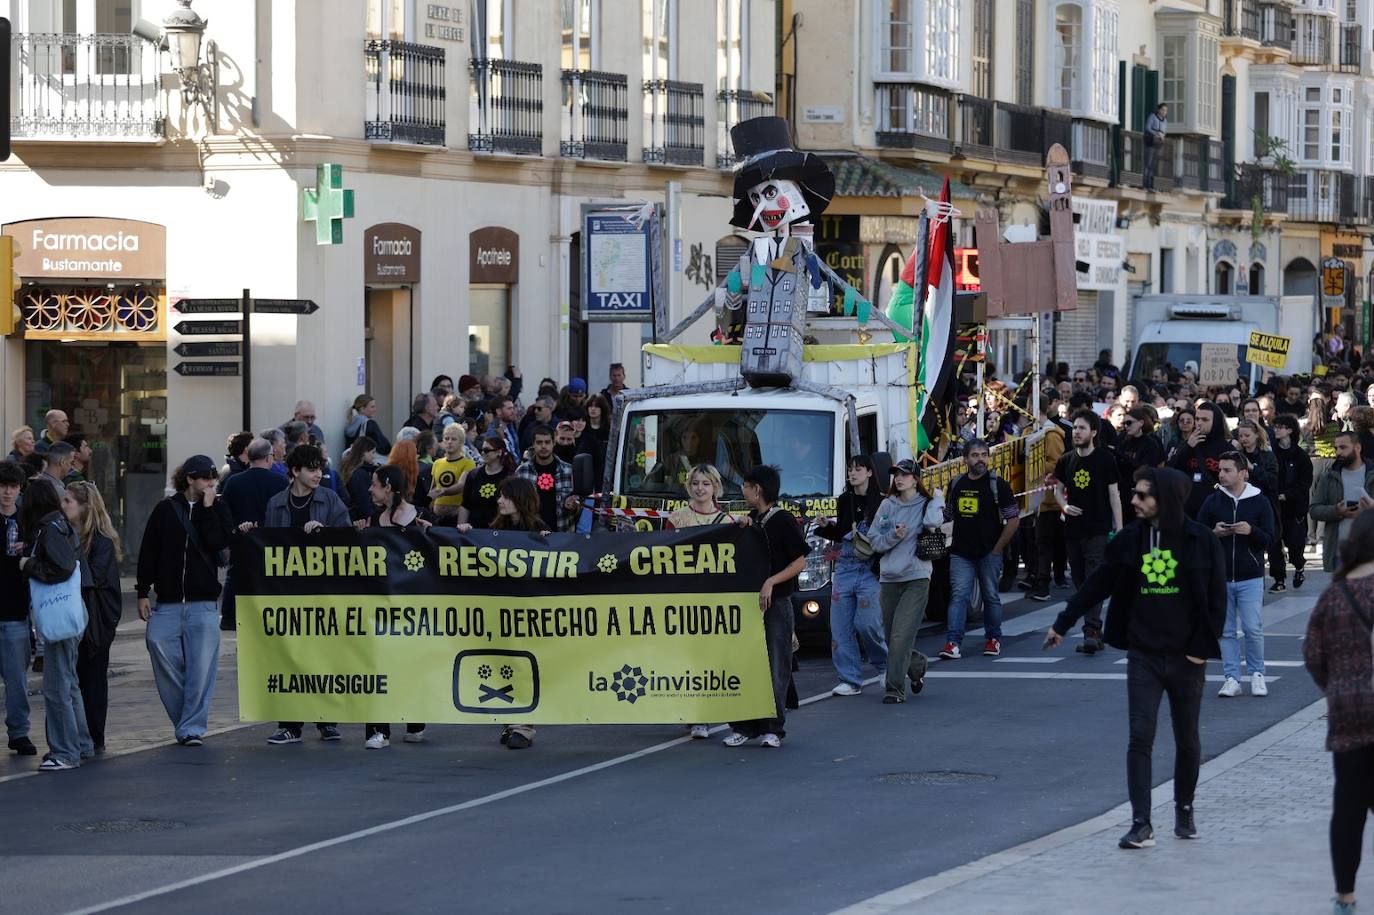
716, 89, 774, 168
956, 95, 994, 160
1223, 0, 1261, 40
1221, 163, 1290, 212
560, 69, 628, 161
875, 83, 953, 154
1338, 24, 1361, 72
10, 32, 164, 140
364, 40, 445, 146
1286, 169, 1374, 224
992, 101, 1048, 166
1259, 2, 1293, 50
469, 57, 543, 155
643, 80, 705, 166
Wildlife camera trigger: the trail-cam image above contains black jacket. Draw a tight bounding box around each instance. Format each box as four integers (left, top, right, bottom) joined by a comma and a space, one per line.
814, 487, 884, 542
80, 532, 122, 657
135, 493, 234, 603
24, 511, 79, 586
1273, 441, 1313, 516
1055, 468, 1226, 658
1197, 483, 1276, 582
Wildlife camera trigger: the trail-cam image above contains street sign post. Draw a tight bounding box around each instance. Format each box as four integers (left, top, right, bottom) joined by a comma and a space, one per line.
174, 341, 242, 358
252, 298, 319, 315
173, 320, 242, 336
174, 362, 240, 377
173, 298, 240, 314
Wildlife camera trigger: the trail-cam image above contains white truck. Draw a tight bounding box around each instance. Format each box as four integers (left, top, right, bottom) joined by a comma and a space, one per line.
1127, 294, 1315, 386
593, 341, 919, 636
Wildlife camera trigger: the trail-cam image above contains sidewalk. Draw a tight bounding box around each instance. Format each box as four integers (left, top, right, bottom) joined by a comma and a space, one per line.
837, 699, 1357, 915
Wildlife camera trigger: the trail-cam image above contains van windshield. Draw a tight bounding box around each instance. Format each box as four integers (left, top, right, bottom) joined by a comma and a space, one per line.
618, 409, 834, 499
1132, 342, 1252, 382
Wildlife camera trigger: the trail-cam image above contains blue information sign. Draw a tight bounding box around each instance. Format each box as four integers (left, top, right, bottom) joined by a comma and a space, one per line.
581, 205, 662, 323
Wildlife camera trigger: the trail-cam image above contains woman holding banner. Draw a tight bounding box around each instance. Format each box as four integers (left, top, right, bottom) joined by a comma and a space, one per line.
491, 477, 549, 750
363, 465, 429, 749
666, 464, 737, 739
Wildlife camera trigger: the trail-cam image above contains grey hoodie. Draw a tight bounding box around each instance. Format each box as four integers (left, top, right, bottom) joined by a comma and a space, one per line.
866, 490, 947, 582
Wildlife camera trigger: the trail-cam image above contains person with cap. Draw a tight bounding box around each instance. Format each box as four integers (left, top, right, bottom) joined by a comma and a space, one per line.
136, 454, 235, 747
556, 379, 589, 421
1045, 466, 1226, 849
458, 374, 483, 403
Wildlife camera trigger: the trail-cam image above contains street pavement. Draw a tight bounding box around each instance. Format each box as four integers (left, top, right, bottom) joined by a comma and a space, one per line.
0, 565, 1354, 914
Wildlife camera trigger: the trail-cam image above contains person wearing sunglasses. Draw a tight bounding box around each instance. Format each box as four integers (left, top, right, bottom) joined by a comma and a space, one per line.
456, 435, 516, 531
1045, 466, 1226, 850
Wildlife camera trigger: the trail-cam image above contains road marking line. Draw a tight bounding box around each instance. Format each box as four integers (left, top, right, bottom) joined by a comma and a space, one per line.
829, 699, 1327, 914
62, 679, 861, 915
992, 657, 1063, 663
1111, 658, 1306, 668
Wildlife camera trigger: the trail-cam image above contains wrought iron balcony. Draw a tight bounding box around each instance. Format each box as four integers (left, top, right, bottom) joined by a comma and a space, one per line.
10, 32, 164, 139
956, 95, 994, 160
1286, 169, 1374, 224
1338, 24, 1361, 72
875, 83, 953, 154
1222, 163, 1290, 212
1223, 0, 1261, 40
993, 101, 1047, 166
561, 69, 628, 161
1259, 2, 1292, 50
643, 79, 705, 166
1292, 16, 1332, 65
469, 57, 543, 155
716, 89, 774, 168
365, 40, 445, 146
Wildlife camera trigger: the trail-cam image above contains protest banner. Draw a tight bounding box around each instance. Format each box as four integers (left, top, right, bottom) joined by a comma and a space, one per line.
1199, 343, 1240, 386
1246, 331, 1291, 370
234, 526, 777, 724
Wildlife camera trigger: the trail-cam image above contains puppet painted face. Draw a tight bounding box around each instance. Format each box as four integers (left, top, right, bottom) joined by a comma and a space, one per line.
746, 179, 810, 232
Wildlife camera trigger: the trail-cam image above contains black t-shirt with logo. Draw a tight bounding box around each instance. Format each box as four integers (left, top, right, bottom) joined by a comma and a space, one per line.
1054, 447, 1119, 539
530, 459, 561, 531
948, 473, 1018, 559
1130, 530, 1196, 653
461, 466, 511, 529
751, 506, 811, 599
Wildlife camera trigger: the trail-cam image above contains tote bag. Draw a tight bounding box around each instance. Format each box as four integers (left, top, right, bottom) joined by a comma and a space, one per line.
30, 560, 86, 642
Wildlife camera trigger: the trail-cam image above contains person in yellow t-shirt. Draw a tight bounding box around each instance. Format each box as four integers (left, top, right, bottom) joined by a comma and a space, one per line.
429, 424, 476, 519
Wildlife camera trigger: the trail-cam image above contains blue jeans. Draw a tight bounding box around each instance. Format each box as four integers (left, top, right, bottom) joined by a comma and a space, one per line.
42, 636, 92, 765
145, 600, 221, 740
1221, 577, 1265, 681
830, 563, 887, 686
946, 553, 1004, 645
0, 619, 31, 740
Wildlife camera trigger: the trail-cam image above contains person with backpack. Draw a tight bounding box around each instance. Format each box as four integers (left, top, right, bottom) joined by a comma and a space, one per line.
814, 455, 888, 695
940, 439, 1020, 660
1304, 510, 1374, 915
136, 455, 234, 747
865, 460, 946, 704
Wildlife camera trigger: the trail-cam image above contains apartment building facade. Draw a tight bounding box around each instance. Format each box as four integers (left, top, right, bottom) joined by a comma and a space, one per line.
0, 0, 774, 557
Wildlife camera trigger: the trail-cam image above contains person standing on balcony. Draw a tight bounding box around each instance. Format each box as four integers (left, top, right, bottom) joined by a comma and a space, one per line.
1144, 103, 1168, 191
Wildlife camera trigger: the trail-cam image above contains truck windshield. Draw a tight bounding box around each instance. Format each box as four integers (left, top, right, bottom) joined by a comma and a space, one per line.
1132, 342, 1252, 382
619, 409, 834, 499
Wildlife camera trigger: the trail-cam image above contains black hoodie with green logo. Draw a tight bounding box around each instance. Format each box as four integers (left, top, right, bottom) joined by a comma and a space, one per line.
1054, 467, 1226, 657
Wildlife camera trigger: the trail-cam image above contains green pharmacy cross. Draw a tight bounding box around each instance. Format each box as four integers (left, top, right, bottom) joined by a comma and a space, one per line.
302, 164, 355, 246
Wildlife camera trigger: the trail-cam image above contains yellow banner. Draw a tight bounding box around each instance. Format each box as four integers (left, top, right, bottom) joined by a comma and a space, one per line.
1246, 331, 1290, 370
233, 528, 778, 725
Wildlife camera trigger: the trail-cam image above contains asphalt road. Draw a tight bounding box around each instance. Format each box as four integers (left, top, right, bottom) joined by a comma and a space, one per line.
0, 580, 1325, 915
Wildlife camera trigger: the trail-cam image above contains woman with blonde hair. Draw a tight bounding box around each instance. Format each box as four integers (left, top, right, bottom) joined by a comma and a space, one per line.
7, 426, 34, 463
61, 481, 122, 753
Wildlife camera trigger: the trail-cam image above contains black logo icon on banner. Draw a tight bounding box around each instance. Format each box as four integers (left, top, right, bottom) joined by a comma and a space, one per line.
454, 649, 539, 714
611, 664, 649, 703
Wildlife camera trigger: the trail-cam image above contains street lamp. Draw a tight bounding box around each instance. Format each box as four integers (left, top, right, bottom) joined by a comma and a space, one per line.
133, 0, 218, 121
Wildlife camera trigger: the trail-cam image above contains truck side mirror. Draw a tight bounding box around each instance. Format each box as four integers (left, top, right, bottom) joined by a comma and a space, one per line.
871, 452, 893, 492
572, 453, 596, 497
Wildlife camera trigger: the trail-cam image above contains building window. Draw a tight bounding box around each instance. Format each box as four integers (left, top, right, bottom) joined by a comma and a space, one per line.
473, 0, 512, 59
924, 0, 959, 84
1016, 0, 1034, 106
642, 0, 677, 81
1249, 263, 1265, 295
1197, 34, 1217, 131
1302, 106, 1320, 161
367, 0, 407, 40
971, 0, 993, 98
1331, 104, 1344, 162
562, 0, 598, 70
717, 0, 749, 93
1252, 91, 1270, 157
880, 0, 914, 75
1092, 6, 1118, 118
1160, 35, 1186, 124
1054, 4, 1082, 111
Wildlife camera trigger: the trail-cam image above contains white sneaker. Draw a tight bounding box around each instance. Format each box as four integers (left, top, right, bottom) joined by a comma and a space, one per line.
364, 732, 390, 749
832, 682, 863, 696
760, 733, 782, 748
722, 731, 750, 747
1218, 677, 1242, 698
689, 725, 711, 739
403, 729, 426, 743
1251, 673, 1268, 697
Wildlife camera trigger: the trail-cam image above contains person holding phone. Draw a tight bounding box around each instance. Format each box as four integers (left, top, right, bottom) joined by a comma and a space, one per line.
1311, 432, 1374, 573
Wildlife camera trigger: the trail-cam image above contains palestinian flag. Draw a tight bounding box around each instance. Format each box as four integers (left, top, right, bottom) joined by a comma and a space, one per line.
915, 179, 957, 454
883, 212, 927, 345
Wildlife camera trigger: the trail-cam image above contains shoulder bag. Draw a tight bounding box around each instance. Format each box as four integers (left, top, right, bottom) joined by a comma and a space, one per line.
27, 523, 86, 642
915, 494, 948, 561
172, 497, 229, 568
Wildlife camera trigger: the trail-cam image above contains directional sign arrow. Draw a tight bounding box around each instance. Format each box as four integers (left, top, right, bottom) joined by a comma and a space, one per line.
174, 320, 242, 336
174, 361, 241, 377
253, 298, 319, 315
173, 298, 240, 314
174, 341, 242, 358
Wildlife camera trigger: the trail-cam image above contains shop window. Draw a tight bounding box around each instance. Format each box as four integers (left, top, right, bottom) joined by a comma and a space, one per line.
469, 287, 511, 378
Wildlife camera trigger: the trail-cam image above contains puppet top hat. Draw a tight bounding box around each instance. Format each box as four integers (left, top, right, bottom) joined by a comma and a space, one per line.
729, 116, 835, 230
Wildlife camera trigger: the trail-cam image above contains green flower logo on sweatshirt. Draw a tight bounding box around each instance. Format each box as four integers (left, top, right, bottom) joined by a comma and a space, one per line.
1140, 547, 1178, 586
1072, 468, 1092, 489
